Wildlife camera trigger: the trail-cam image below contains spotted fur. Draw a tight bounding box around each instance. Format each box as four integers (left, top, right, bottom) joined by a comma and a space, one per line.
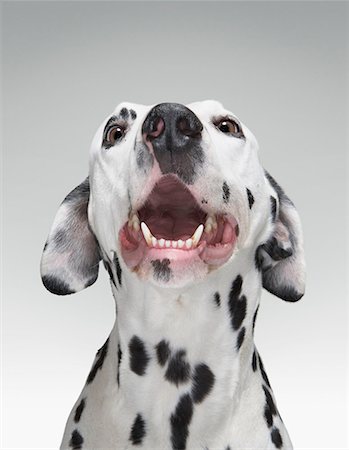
151, 258, 172, 282
165, 350, 191, 386
42, 101, 304, 450
128, 336, 150, 376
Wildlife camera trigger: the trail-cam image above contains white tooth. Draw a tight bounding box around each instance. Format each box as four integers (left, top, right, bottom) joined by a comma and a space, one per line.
178, 239, 184, 248
191, 224, 204, 246
151, 236, 158, 247
205, 215, 217, 234
131, 214, 140, 231
141, 222, 153, 246
165, 240, 171, 248
185, 238, 193, 249
172, 241, 178, 248
159, 238, 165, 248
205, 223, 212, 234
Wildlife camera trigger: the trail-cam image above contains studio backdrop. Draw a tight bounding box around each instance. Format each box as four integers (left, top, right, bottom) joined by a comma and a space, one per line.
2, 1, 348, 449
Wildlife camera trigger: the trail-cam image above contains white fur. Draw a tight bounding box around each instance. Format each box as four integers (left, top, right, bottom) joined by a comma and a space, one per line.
41, 101, 305, 450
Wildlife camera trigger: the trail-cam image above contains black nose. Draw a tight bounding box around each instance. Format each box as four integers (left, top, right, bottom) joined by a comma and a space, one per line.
142, 103, 204, 184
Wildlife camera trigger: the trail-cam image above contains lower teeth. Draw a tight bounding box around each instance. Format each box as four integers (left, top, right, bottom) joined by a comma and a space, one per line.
139, 221, 204, 249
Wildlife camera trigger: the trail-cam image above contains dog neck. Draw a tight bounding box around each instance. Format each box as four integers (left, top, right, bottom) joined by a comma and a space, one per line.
105, 246, 261, 429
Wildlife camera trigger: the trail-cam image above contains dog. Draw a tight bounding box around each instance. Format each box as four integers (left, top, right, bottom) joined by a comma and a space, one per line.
41, 100, 305, 450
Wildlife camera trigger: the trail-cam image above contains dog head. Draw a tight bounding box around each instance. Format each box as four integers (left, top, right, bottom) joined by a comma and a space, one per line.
41, 100, 305, 300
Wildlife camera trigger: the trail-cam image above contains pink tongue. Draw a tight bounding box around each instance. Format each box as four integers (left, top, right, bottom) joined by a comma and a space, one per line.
145, 210, 201, 240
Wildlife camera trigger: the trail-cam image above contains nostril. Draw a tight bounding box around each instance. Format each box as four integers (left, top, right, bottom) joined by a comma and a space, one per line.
177, 117, 202, 139
147, 117, 165, 140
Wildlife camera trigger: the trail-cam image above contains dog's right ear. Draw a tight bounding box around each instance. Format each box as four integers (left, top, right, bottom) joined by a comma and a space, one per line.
41, 178, 101, 295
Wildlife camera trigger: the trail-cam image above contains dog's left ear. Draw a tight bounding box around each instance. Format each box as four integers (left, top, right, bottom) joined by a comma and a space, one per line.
41, 177, 101, 295
256, 172, 306, 302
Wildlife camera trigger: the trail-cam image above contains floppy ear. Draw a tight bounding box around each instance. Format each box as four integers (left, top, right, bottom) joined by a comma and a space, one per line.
41, 178, 101, 295
255, 172, 306, 302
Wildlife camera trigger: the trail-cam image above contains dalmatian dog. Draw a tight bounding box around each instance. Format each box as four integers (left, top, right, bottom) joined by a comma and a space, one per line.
41, 100, 305, 450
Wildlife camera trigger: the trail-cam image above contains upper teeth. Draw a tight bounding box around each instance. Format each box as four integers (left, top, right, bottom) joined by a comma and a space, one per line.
139, 221, 204, 250
140, 222, 153, 246
130, 212, 216, 250
204, 215, 217, 234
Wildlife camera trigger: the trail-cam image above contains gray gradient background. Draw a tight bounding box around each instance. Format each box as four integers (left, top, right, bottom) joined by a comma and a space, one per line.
2, 1, 348, 449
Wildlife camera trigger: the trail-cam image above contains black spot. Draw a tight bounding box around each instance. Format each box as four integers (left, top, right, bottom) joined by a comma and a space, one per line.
229, 274, 242, 299
254, 245, 266, 272
263, 385, 277, 416
271, 427, 283, 448
113, 252, 122, 285
129, 414, 146, 445
222, 181, 230, 203
255, 238, 293, 276
228, 276, 247, 331
42, 275, 74, 295
232, 295, 247, 330
191, 363, 215, 403
213, 292, 221, 307
258, 355, 271, 388
74, 398, 86, 423
170, 394, 193, 450
69, 429, 83, 449
225, 447, 231, 450
119, 107, 129, 119
103, 260, 116, 287
262, 237, 293, 261
252, 305, 259, 332
129, 336, 150, 376
87, 338, 109, 384
201, 198, 208, 204
165, 350, 190, 385
246, 188, 255, 209
264, 403, 274, 428
270, 196, 277, 222
43, 241, 48, 251
236, 327, 246, 350
130, 109, 137, 120
252, 350, 258, 372
155, 340, 171, 366
265, 170, 293, 207
151, 258, 172, 282
117, 344, 122, 385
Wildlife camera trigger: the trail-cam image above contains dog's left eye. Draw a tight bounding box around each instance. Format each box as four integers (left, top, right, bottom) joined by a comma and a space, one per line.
214, 118, 244, 138
107, 125, 126, 145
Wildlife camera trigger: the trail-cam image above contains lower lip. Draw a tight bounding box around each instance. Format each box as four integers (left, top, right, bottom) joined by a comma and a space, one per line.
119, 218, 238, 269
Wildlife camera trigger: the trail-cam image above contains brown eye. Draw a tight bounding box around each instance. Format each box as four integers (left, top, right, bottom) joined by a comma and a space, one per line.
215, 118, 244, 138
107, 125, 125, 145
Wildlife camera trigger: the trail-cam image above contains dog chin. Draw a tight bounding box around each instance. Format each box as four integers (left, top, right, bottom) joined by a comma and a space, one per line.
119, 232, 238, 288
129, 254, 212, 289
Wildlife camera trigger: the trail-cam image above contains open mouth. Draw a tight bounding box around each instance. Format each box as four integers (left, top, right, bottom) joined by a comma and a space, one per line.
119, 175, 239, 269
